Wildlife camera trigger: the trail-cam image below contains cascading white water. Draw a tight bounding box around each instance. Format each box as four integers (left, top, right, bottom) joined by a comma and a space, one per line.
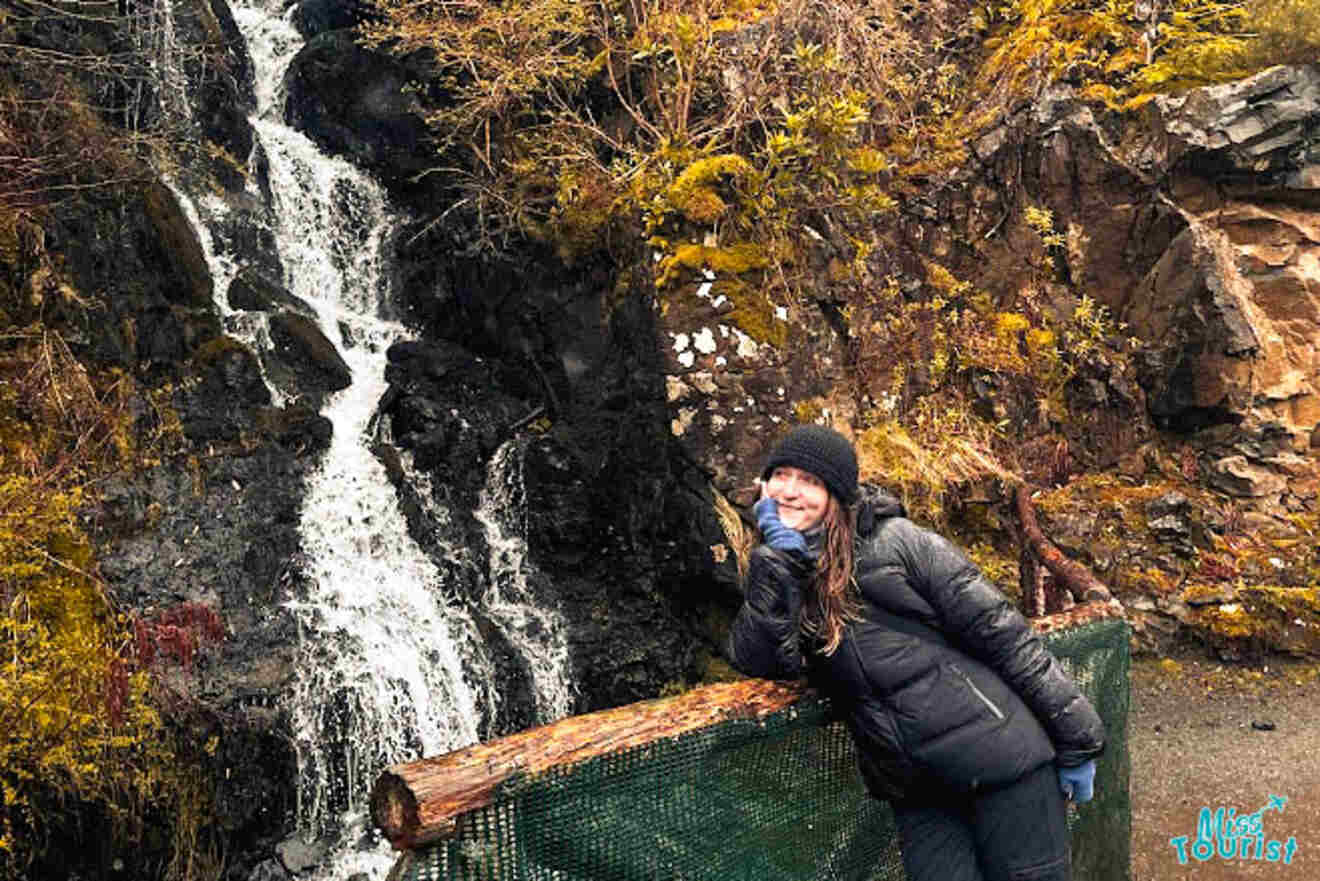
159, 0, 577, 875
225, 5, 499, 876
168, 186, 292, 407
475, 440, 576, 723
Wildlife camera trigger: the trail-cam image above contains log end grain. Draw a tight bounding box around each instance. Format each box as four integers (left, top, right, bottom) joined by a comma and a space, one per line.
372, 771, 420, 850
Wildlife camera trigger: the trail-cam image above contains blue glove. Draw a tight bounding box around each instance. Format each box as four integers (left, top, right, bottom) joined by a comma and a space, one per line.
1058, 760, 1096, 803
753, 497, 808, 555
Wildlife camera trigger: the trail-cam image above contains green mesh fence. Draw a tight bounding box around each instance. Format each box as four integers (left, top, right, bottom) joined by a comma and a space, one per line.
390, 617, 1130, 881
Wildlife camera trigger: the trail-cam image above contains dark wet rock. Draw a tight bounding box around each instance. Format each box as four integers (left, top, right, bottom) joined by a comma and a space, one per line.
267, 310, 353, 394
35, 182, 221, 380
381, 257, 719, 721
173, 0, 256, 188
228, 267, 315, 316
1146, 491, 1190, 520
290, 0, 379, 39
252, 404, 333, 451
176, 336, 272, 443
283, 31, 431, 188
95, 439, 311, 858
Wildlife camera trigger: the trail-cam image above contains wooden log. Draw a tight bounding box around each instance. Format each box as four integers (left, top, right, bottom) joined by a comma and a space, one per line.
1014, 484, 1114, 604
371, 678, 808, 850
371, 601, 1127, 851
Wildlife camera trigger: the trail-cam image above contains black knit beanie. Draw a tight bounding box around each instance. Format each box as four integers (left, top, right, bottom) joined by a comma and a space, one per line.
761, 425, 859, 505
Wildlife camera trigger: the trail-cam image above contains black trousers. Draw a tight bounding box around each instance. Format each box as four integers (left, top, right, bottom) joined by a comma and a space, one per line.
891, 762, 1072, 881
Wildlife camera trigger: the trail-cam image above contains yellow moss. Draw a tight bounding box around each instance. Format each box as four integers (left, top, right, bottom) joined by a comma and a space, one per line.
656, 243, 769, 289
1182, 582, 1236, 604
793, 399, 824, 424
1026, 327, 1056, 356
994, 312, 1031, 336
665, 154, 755, 225
924, 260, 965, 296
1034, 473, 1171, 528
724, 286, 787, 348
1241, 586, 1320, 619
676, 188, 728, 225
1197, 604, 1255, 639
856, 418, 1013, 525
965, 541, 1019, 595
0, 322, 203, 871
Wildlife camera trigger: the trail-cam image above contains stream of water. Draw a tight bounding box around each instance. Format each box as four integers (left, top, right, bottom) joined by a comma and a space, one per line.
164, 2, 574, 876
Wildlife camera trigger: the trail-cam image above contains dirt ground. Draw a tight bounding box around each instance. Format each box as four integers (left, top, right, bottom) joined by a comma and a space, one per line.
1127, 651, 1320, 881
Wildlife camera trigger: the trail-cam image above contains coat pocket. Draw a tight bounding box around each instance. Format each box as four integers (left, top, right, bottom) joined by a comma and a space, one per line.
950, 662, 1005, 719
893, 661, 1018, 793
889, 661, 1000, 747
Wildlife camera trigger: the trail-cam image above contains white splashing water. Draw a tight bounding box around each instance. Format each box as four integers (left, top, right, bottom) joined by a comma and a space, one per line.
229, 2, 496, 875
162, 0, 576, 875
168, 186, 289, 407
475, 441, 576, 723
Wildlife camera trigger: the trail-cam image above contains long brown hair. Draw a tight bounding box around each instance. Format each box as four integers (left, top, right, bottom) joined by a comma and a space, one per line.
800, 494, 862, 656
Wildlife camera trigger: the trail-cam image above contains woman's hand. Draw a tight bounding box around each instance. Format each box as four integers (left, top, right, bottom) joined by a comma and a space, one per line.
753, 496, 809, 554
1058, 760, 1096, 803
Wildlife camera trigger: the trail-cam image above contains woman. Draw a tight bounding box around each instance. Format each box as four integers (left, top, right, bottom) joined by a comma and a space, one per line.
727, 425, 1104, 881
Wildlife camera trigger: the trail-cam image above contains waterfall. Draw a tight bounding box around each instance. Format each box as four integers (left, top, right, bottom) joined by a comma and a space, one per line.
225, 3, 497, 874
475, 440, 576, 724
155, 0, 576, 875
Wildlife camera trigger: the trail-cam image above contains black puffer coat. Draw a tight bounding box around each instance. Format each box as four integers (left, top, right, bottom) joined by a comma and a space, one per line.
727, 490, 1105, 801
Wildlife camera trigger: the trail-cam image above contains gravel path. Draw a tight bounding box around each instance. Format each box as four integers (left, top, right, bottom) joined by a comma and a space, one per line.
1128, 652, 1320, 881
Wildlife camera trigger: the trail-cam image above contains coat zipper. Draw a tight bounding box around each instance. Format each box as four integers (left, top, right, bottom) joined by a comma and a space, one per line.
951, 664, 1005, 719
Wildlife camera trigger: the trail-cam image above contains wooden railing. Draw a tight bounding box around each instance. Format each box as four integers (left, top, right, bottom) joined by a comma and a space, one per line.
371, 599, 1126, 852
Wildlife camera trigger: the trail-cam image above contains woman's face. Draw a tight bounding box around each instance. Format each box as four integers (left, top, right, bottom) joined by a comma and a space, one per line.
764, 465, 830, 532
